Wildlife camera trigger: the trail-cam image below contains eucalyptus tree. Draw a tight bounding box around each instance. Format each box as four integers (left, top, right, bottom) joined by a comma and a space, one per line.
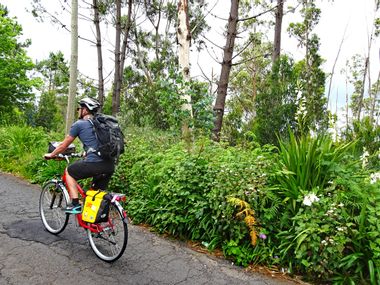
120, 0, 209, 130
212, 0, 289, 144
212, 0, 239, 141
272, 0, 284, 63
288, 0, 327, 134
177, 0, 193, 138
65, 0, 78, 135
92, 0, 105, 109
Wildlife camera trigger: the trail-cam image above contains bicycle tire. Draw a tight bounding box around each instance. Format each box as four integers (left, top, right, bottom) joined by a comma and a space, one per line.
39, 181, 69, 234
87, 202, 128, 262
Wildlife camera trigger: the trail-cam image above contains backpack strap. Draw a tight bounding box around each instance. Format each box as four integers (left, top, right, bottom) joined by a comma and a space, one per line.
88, 118, 102, 157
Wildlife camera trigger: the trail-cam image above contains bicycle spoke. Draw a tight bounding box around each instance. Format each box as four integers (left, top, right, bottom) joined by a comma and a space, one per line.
87, 203, 128, 262
39, 181, 69, 235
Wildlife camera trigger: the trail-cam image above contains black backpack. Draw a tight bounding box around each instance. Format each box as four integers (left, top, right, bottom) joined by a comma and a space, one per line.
89, 113, 125, 162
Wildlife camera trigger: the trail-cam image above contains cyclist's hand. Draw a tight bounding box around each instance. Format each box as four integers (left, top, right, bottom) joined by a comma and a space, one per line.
44, 153, 56, 160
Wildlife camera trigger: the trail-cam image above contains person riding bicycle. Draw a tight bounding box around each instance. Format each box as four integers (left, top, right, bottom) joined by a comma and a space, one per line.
44, 97, 115, 214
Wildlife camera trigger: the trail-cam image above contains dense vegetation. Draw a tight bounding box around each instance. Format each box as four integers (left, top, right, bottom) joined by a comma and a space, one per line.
0, 125, 379, 284
0, 1, 379, 284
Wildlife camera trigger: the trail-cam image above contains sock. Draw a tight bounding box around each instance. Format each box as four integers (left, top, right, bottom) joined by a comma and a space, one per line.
72, 198, 79, 206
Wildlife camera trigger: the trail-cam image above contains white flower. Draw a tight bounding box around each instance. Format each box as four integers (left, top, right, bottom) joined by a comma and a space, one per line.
370, 172, 380, 184
302, 193, 320, 206
360, 147, 370, 169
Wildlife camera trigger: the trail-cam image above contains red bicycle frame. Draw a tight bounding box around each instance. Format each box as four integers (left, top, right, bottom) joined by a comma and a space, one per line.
61, 169, 126, 233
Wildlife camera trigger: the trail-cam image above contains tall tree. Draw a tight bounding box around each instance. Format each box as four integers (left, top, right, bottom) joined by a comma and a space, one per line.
65, 0, 78, 135
177, 0, 193, 137
288, 0, 327, 134
35, 51, 70, 95
272, 0, 283, 63
112, 0, 122, 116
0, 5, 38, 117
212, 0, 239, 141
119, 0, 133, 99
92, 0, 105, 109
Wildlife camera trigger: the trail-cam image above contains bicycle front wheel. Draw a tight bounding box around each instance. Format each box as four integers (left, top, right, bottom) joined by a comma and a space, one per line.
39, 181, 69, 234
87, 203, 128, 262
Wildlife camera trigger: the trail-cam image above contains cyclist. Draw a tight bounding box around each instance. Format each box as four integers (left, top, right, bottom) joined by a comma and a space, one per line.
44, 97, 115, 214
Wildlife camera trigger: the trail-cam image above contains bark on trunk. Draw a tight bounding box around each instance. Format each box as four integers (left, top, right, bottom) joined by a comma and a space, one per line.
272, 0, 283, 63
120, 0, 133, 98
177, 0, 193, 139
65, 0, 78, 135
112, 0, 122, 116
212, 0, 239, 141
92, 0, 105, 110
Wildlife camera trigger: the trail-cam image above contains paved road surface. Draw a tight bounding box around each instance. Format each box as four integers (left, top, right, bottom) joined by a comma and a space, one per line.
0, 173, 300, 285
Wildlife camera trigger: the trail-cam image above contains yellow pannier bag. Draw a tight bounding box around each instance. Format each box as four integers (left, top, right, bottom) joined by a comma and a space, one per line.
82, 190, 111, 223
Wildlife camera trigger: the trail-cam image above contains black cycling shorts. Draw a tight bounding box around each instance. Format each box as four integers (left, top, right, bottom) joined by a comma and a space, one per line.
67, 159, 115, 190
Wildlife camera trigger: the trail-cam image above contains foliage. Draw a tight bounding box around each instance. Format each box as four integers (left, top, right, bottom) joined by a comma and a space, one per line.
342, 116, 380, 170
0, 125, 48, 176
34, 51, 69, 96
122, 69, 213, 134
274, 131, 355, 214
223, 31, 273, 145
1, 124, 380, 283
35, 91, 63, 130
0, 6, 40, 119
288, 1, 328, 134
108, 130, 275, 253
254, 55, 299, 146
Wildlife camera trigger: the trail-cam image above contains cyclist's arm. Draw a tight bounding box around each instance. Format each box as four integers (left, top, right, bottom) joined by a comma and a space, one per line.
44, 135, 75, 159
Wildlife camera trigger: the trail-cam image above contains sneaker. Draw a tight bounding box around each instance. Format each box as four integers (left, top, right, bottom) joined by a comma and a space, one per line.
64, 203, 82, 214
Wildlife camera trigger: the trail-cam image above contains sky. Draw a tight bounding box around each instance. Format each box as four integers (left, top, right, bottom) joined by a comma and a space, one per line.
1, 0, 378, 125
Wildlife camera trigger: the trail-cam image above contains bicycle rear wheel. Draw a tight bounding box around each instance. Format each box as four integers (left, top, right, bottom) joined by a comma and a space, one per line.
87, 203, 128, 262
39, 181, 69, 234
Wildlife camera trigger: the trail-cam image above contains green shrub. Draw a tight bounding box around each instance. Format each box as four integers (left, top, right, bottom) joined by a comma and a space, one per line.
109, 134, 276, 256
0, 125, 48, 176
2, 125, 380, 284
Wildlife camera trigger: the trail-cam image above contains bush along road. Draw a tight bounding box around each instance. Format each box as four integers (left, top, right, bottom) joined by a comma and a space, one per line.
0, 172, 301, 285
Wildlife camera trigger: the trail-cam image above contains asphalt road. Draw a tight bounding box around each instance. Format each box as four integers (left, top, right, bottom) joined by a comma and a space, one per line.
0, 172, 300, 285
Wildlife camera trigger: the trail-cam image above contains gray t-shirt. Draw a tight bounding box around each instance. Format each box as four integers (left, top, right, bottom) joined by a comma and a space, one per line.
69, 119, 103, 162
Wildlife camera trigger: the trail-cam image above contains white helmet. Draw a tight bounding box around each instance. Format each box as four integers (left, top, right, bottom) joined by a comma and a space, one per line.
78, 97, 100, 112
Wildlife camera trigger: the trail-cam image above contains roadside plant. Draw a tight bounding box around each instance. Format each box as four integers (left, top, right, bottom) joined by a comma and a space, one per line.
275, 130, 354, 215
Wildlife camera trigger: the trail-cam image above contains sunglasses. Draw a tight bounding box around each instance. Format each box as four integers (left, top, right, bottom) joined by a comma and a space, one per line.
77, 107, 84, 111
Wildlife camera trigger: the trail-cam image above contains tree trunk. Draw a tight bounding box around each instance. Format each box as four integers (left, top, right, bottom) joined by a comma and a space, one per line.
65, 0, 78, 135
272, 0, 283, 63
371, 69, 380, 123
112, 0, 122, 116
177, 0, 193, 140
177, 0, 193, 120
92, 0, 105, 110
120, 0, 133, 99
212, 0, 239, 141
357, 56, 369, 121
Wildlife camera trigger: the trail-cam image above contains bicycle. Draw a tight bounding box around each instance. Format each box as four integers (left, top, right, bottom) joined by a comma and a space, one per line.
39, 153, 128, 262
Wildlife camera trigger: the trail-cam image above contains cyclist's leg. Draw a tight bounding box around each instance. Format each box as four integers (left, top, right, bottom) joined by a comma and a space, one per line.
91, 161, 115, 190
66, 160, 93, 213
65, 169, 79, 199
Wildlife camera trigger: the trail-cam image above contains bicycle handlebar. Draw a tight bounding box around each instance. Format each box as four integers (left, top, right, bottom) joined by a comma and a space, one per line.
44, 153, 82, 161
57, 153, 82, 158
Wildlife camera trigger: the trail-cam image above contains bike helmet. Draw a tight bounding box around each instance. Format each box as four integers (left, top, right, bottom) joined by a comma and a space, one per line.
78, 97, 100, 112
